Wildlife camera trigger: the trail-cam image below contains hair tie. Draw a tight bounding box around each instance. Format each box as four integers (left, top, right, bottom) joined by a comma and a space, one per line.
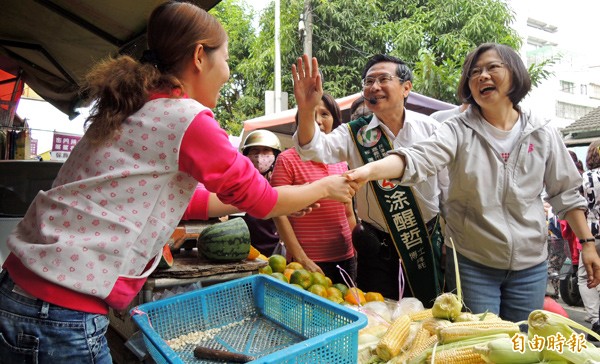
140, 49, 162, 70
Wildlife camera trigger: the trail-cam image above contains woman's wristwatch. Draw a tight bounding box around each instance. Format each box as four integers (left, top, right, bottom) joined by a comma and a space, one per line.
580, 237, 596, 244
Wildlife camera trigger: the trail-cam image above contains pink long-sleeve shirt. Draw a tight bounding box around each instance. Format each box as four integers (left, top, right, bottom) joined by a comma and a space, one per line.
4, 96, 277, 314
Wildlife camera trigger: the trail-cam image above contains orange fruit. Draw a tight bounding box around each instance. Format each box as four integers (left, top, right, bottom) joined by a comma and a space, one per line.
268, 254, 287, 273
271, 272, 289, 283
327, 294, 344, 304
258, 265, 272, 275
289, 269, 314, 289
308, 284, 328, 298
344, 287, 366, 305
286, 262, 304, 270
283, 268, 295, 281
326, 276, 333, 287
247, 245, 260, 260
333, 283, 349, 296
365, 292, 385, 302
311, 272, 330, 287
326, 286, 343, 300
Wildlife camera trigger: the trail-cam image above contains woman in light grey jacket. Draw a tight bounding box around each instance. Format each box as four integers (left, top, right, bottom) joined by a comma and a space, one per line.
346, 43, 600, 322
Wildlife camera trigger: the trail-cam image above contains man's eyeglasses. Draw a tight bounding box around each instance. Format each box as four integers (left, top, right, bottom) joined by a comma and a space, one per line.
468, 62, 505, 79
361, 74, 401, 88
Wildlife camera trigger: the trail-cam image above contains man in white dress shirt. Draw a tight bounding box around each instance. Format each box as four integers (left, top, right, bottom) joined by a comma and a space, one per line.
291, 54, 448, 306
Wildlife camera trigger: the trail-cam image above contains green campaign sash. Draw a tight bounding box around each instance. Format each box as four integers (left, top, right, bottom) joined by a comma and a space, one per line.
348, 116, 443, 305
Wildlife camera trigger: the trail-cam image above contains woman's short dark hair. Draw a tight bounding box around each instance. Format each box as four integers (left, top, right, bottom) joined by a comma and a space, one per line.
350, 95, 372, 121
293, 92, 342, 130
458, 43, 531, 108
321, 92, 342, 129
568, 150, 584, 174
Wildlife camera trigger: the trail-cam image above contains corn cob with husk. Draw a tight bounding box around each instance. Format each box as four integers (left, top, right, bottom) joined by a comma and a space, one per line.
359, 323, 389, 344
527, 309, 600, 363
403, 323, 424, 353
421, 317, 452, 335
387, 327, 438, 363
432, 292, 463, 321
358, 323, 388, 363
475, 311, 502, 322
407, 331, 438, 362
376, 314, 411, 361
453, 312, 481, 322
409, 308, 434, 322
431, 238, 464, 323
437, 319, 521, 344
406, 333, 511, 364
473, 333, 542, 363
451, 311, 503, 324
431, 345, 486, 363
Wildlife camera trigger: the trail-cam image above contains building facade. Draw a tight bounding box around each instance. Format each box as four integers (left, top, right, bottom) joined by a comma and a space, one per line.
510, 0, 600, 130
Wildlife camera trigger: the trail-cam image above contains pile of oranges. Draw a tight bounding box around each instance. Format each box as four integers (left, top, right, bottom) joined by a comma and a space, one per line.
255, 253, 384, 305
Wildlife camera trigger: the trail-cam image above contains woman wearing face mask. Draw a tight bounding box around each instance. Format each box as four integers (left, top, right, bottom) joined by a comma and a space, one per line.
239, 130, 284, 256
270, 93, 357, 283
241, 130, 282, 181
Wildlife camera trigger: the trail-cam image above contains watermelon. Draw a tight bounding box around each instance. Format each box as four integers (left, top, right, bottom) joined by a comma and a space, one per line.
197, 218, 251, 262
158, 243, 174, 269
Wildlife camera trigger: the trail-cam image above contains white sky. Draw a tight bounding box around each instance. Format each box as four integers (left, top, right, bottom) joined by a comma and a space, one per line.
15, 0, 600, 154
516, 0, 600, 62
249, 0, 271, 14
17, 99, 88, 154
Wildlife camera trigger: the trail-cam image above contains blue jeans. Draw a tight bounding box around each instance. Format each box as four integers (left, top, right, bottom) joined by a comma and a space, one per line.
445, 248, 547, 323
0, 270, 112, 363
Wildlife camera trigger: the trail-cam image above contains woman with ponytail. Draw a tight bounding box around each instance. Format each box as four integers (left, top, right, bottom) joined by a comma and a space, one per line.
0, 2, 355, 362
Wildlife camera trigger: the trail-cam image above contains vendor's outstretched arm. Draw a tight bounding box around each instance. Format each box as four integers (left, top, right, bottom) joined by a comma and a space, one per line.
208, 194, 318, 219
207, 193, 240, 217
265, 175, 357, 219
190, 191, 317, 219
292, 54, 322, 146
345, 154, 406, 187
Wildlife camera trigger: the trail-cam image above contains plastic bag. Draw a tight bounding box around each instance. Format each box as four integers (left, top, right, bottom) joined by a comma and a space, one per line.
272, 241, 286, 257
391, 297, 425, 322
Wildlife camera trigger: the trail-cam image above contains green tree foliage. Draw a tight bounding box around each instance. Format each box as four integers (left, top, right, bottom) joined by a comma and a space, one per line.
210, 0, 304, 134
211, 0, 546, 134
210, 0, 257, 135
307, 0, 522, 103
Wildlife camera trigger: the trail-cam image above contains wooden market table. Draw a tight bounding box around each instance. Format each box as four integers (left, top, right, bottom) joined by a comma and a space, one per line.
140, 252, 267, 302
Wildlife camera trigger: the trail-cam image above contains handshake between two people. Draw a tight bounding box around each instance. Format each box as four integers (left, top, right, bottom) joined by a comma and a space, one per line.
343, 154, 404, 188
311, 161, 384, 205
300, 155, 404, 208
288, 155, 404, 218
319, 155, 403, 205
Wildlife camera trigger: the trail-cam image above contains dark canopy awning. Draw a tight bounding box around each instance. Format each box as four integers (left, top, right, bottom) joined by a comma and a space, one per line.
0, 0, 221, 120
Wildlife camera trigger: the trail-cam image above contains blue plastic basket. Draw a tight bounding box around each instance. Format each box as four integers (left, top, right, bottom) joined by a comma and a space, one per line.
130, 274, 367, 363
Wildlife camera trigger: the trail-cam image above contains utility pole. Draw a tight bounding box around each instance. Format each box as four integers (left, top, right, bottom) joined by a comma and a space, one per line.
274, 0, 281, 112
303, 0, 312, 60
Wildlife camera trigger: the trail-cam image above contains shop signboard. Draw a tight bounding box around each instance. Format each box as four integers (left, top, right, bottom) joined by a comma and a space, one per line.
51, 132, 81, 160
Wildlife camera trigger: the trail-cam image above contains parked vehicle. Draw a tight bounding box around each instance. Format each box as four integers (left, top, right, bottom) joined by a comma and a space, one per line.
547, 235, 583, 307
